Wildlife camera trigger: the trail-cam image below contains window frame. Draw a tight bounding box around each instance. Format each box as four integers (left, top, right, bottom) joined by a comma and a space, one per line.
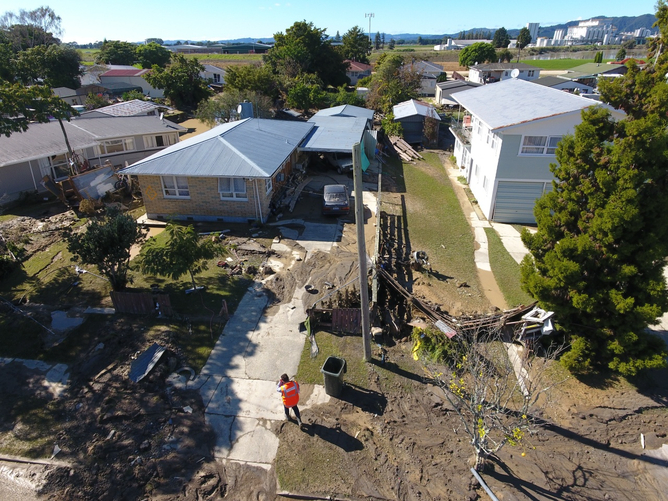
218, 177, 248, 201
161, 175, 190, 199
96, 137, 135, 156
265, 177, 273, 195
519, 135, 563, 156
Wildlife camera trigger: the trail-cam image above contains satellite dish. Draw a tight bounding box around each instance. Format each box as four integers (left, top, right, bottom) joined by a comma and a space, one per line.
510, 68, 520, 79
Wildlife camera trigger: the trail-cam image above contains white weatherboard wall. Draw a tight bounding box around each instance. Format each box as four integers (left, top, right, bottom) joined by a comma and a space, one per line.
467, 117, 502, 219
470, 111, 585, 222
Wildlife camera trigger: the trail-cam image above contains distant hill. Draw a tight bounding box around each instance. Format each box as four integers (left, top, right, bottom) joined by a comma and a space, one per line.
387, 13, 656, 42
162, 38, 274, 45
157, 14, 656, 46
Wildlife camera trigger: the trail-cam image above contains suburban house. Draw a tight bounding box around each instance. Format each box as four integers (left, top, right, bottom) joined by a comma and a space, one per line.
435, 80, 481, 106
556, 63, 627, 90
200, 64, 226, 88
531, 76, 595, 94
0, 116, 185, 202
345, 60, 372, 85
52, 86, 104, 106
407, 60, 444, 96
99, 68, 164, 98
450, 78, 623, 224
468, 63, 540, 85
393, 99, 440, 145
120, 119, 314, 223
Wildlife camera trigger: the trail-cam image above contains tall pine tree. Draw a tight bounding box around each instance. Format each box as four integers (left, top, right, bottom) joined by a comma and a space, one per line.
520, 2, 668, 376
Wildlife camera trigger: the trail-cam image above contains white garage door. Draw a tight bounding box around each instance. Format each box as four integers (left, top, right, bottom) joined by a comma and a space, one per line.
492, 181, 551, 224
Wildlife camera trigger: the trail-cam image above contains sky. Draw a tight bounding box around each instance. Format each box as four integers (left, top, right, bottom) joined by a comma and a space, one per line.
9, 0, 659, 44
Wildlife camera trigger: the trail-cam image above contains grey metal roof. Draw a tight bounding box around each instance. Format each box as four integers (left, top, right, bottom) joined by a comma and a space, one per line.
452, 78, 605, 131
300, 116, 368, 153
393, 99, 441, 120
557, 63, 627, 80
312, 105, 374, 121
80, 100, 173, 117
68, 116, 185, 139
436, 80, 481, 97
532, 76, 575, 87
0, 116, 185, 167
121, 118, 314, 178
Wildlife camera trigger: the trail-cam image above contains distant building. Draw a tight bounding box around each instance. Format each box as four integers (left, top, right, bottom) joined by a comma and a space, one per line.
345, 60, 372, 85
526, 23, 540, 44
468, 63, 540, 85
434, 39, 493, 51
211, 42, 272, 54
566, 18, 616, 44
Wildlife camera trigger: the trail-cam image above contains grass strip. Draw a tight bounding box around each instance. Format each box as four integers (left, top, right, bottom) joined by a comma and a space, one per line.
484, 227, 534, 308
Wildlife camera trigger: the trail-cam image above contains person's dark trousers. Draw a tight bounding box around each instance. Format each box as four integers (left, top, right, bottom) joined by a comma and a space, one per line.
284, 405, 301, 422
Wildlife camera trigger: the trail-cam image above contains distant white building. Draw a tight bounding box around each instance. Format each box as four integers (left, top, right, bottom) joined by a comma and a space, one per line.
526, 23, 540, 45
434, 39, 493, 51
566, 18, 616, 44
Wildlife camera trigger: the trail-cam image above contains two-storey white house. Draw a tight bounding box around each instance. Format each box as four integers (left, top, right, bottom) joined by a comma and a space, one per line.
450, 78, 623, 224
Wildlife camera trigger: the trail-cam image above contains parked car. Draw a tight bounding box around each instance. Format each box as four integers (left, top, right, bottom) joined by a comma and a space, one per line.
322, 184, 350, 215
325, 152, 354, 173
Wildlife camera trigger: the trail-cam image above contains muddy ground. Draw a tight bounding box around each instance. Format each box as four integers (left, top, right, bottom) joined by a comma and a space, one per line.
1, 158, 668, 500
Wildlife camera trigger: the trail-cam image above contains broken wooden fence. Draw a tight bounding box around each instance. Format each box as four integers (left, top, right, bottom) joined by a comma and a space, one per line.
308, 307, 361, 334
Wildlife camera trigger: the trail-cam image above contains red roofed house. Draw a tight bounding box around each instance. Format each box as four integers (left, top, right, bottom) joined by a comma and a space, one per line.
345, 60, 372, 85
99, 68, 164, 98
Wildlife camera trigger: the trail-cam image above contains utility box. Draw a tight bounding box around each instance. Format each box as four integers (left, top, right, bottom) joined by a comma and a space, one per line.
320, 356, 347, 397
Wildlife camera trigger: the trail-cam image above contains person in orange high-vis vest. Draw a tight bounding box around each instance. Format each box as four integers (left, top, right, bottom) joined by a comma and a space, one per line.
277, 373, 302, 426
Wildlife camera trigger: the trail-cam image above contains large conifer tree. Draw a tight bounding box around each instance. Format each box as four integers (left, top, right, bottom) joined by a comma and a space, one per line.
520, 3, 668, 376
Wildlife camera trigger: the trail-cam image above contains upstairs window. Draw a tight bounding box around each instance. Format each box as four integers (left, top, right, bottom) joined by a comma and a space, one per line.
520, 135, 562, 155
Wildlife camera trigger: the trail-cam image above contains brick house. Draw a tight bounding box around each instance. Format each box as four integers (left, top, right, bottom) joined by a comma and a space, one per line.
121, 118, 314, 223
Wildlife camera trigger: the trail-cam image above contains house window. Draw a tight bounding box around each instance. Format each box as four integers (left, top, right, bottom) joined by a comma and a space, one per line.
490, 133, 498, 150
39, 153, 72, 181
546, 136, 562, 154
219, 177, 247, 200
213, 73, 221, 83
528, 70, 535, 77
482, 176, 488, 189
145, 134, 176, 148
161, 176, 189, 198
474, 118, 481, 135
265, 177, 273, 195
520, 135, 562, 155
96, 138, 135, 155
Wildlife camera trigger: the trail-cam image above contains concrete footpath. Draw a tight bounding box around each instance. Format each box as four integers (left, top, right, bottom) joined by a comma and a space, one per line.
168, 221, 342, 469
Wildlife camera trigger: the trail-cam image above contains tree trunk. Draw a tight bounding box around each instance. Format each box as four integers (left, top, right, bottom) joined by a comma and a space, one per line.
189, 269, 197, 291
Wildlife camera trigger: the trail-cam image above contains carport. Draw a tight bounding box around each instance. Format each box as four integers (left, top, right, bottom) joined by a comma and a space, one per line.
299, 115, 377, 168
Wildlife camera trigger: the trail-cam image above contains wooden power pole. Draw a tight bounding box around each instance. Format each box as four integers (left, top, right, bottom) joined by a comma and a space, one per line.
352, 142, 372, 361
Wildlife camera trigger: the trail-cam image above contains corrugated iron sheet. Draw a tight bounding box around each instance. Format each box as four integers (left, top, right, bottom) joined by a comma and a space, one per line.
122, 118, 314, 178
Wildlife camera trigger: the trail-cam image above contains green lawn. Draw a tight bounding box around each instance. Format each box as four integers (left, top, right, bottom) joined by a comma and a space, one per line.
485, 227, 534, 308
402, 152, 480, 284
521, 58, 608, 71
